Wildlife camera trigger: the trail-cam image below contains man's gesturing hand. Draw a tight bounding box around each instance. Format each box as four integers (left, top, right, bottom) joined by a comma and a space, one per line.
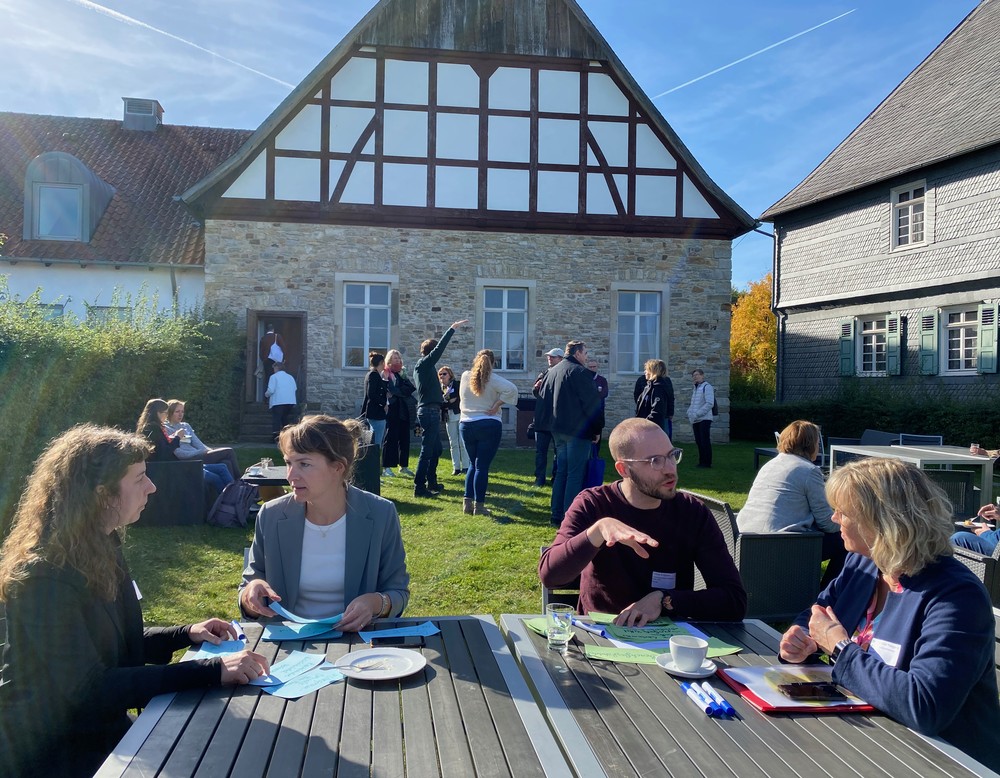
586, 517, 659, 558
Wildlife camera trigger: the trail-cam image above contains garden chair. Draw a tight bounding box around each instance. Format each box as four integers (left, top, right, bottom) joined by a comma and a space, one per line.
899, 433, 944, 446
925, 469, 977, 519
953, 545, 1000, 609
683, 490, 823, 621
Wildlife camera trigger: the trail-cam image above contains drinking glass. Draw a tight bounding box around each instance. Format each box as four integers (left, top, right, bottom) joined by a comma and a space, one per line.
545, 604, 574, 652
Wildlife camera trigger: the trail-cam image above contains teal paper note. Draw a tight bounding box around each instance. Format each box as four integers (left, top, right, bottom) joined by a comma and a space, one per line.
358, 621, 440, 642
263, 622, 343, 642
250, 649, 325, 686
270, 602, 343, 625
263, 662, 345, 699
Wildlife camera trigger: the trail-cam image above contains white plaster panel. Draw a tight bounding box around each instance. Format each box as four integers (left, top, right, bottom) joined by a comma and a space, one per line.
436, 113, 479, 161
489, 67, 530, 110
538, 119, 579, 165
330, 56, 376, 102
537, 171, 579, 214
435, 165, 479, 209
329, 160, 346, 201
587, 173, 627, 215
383, 110, 428, 157
222, 151, 266, 199
330, 107, 375, 153
682, 174, 718, 219
274, 157, 320, 202
487, 168, 529, 211
588, 72, 630, 116
341, 161, 375, 204
383, 164, 427, 206
589, 121, 629, 168
635, 175, 676, 217
436, 63, 480, 107
275, 104, 321, 151
539, 70, 580, 113
488, 116, 529, 163
384, 59, 429, 105
635, 124, 676, 169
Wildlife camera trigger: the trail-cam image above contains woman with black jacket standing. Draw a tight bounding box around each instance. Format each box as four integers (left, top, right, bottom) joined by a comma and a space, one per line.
361, 351, 388, 447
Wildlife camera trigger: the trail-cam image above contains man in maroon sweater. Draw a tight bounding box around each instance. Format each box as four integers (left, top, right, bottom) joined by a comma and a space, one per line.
539, 418, 746, 625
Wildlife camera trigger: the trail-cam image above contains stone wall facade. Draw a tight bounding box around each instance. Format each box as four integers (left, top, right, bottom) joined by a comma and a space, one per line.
205, 221, 732, 442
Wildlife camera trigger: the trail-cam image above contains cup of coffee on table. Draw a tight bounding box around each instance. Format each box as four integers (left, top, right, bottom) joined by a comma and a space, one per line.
669, 634, 709, 672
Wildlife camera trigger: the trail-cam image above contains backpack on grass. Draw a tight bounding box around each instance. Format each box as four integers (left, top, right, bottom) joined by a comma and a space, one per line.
207, 482, 259, 528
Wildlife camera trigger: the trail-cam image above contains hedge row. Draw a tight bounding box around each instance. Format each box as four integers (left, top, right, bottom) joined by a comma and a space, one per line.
731, 381, 1000, 445
0, 284, 244, 532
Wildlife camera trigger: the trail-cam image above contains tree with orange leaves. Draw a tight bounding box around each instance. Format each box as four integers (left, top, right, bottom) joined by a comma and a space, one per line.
730, 272, 776, 401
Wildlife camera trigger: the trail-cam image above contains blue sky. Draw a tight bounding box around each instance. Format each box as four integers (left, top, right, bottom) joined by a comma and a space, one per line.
1, 0, 979, 288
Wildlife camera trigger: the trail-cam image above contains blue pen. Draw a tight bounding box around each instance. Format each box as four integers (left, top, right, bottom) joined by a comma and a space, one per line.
680, 682, 715, 716
231, 620, 247, 642
699, 681, 736, 716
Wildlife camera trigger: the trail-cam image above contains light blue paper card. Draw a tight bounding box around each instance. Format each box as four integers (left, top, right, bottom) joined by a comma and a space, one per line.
269, 602, 344, 626
262, 622, 343, 642
358, 621, 440, 642
250, 649, 324, 686
263, 662, 344, 699
188, 640, 246, 659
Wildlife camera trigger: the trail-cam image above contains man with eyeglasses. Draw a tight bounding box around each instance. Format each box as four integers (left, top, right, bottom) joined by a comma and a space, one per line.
540, 418, 746, 625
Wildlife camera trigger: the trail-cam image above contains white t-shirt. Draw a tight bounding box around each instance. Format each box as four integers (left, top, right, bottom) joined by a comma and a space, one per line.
295, 515, 347, 619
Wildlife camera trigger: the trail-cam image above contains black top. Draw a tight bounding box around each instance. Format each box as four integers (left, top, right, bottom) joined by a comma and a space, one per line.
361, 369, 388, 421
635, 377, 675, 425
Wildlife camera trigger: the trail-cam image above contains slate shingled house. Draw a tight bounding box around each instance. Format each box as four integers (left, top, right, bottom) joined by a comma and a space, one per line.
2, 0, 754, 438
762, 0, 1000, 404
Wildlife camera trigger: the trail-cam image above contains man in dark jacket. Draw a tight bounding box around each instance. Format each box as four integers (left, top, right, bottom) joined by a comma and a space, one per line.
532, 348, 563, 486
412, 320, 468, 497
540, 340, 601, 526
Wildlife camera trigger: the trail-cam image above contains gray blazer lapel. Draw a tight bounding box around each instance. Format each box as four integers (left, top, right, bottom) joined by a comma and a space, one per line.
344, 486, 374, 604
275, 500, 306, 609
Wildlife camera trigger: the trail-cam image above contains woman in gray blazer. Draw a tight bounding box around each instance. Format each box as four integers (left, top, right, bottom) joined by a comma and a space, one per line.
240, 415, 409, 631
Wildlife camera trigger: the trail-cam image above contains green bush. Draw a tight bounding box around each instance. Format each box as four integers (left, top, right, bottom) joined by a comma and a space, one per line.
731, 379, 1000, 444
0, 279, 244, 533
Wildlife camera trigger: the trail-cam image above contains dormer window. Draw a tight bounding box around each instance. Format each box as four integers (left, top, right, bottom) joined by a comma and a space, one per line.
23, 151, 115, 243
891, 181, 926, 249
34, 183, 83, 241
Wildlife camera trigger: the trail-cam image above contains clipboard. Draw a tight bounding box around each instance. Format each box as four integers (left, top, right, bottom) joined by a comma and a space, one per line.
716, 664, 874, 714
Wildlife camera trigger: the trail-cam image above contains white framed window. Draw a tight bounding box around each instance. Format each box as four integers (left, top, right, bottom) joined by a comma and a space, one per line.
943, 307, 978, 373
616, 291, 660, 373
482, 286, 527, 371
34, 183, 83, 241
891, 182, 925, 249
343, 282, 391, 368
86, 306, 130, 325
858, 316, 887, 374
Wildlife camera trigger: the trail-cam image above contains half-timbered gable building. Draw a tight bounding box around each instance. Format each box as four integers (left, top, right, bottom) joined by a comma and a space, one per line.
762, 0, 1000, 404
183, 0, 754, 435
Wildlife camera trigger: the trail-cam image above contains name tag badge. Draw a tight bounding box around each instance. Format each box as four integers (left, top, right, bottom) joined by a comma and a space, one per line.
132, 580, 143, 601
870, 638, 901, 667
651, 572, 676, 590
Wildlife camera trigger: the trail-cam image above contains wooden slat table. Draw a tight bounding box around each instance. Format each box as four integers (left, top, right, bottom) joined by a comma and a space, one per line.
98, 616, 571, 778
500, 615, 996, 778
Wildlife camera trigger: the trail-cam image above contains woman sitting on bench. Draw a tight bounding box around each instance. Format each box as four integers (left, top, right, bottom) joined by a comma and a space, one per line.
163, 399, 240, 480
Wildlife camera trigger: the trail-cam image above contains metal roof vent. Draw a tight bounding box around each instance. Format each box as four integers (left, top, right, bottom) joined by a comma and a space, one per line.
122, 98, 164, 131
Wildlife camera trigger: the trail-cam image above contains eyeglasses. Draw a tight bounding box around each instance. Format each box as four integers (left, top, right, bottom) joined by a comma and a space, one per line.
619, 449, 683, 470
438, 372, 449, 377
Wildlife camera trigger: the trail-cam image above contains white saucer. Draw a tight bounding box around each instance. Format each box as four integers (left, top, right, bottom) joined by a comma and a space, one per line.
655, 655, 717, 678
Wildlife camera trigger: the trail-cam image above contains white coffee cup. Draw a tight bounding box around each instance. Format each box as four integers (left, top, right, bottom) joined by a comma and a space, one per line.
669, 634, 709, 672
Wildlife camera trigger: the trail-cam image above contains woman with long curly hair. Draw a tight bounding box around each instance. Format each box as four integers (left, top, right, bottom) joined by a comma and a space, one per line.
458, 349, 518, 516
0, 425, 269, 778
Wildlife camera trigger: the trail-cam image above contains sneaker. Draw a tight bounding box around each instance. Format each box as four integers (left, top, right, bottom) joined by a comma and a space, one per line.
413, 486, 439, 498
400, 467, 415, 476
429, 483, 446, 493
382, 468, 395, 477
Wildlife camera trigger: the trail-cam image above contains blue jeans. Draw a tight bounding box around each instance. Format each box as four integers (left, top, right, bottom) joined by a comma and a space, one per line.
415, 406, 443, 487
203, 463, 232, 494
551, 433, 592, 521
367, 418, 386, 446
460, 419, 502, 502
951, 529, 1000, 556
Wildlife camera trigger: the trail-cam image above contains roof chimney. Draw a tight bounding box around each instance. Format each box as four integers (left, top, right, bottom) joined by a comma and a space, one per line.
122, 98, 164, 131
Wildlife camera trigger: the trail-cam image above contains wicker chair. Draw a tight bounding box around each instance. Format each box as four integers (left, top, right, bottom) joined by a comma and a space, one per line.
953, 544, 1000, 608
683, 490, 823, 622
925, 469, 977, 519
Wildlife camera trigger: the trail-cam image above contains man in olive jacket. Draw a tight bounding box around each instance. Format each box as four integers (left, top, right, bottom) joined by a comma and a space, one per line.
540, 340, 601, 525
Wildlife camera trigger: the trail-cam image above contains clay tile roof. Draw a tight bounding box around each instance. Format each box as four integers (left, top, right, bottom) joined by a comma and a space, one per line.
0, 112, 251, 265
762, 0, 1000, 220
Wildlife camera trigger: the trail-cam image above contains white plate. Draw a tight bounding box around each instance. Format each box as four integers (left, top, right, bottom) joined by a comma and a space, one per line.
655, 655, 717, 679
332, 647, 427, 680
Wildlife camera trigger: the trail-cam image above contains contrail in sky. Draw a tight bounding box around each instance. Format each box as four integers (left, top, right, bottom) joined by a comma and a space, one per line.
653, 9, 856, 98
65, 0, 295, 89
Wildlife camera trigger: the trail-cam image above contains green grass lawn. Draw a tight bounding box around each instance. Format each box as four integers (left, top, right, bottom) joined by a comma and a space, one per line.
124, 440, 767, 626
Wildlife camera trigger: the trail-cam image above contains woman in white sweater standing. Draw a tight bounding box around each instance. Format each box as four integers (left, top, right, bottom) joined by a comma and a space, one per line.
459, 349, 518, 516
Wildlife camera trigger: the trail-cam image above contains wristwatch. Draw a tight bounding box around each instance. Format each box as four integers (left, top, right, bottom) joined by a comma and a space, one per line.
830, 638, 851, 664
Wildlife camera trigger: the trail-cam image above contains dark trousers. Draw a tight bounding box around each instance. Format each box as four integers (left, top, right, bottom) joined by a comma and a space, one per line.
460, 419, 502, 503
551, 433, 591, 521
415, 406, 443, 487
271, 404, 296, 443
692, 419, 712, 466
534, 429, 556, 484
382, 414, 410, 468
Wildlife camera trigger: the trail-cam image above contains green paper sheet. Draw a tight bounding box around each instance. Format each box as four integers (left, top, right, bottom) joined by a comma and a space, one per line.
604, 623, 689, 642
587, 612, 675, 626
523, 617, 548, 636
584, 645, 666, 664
